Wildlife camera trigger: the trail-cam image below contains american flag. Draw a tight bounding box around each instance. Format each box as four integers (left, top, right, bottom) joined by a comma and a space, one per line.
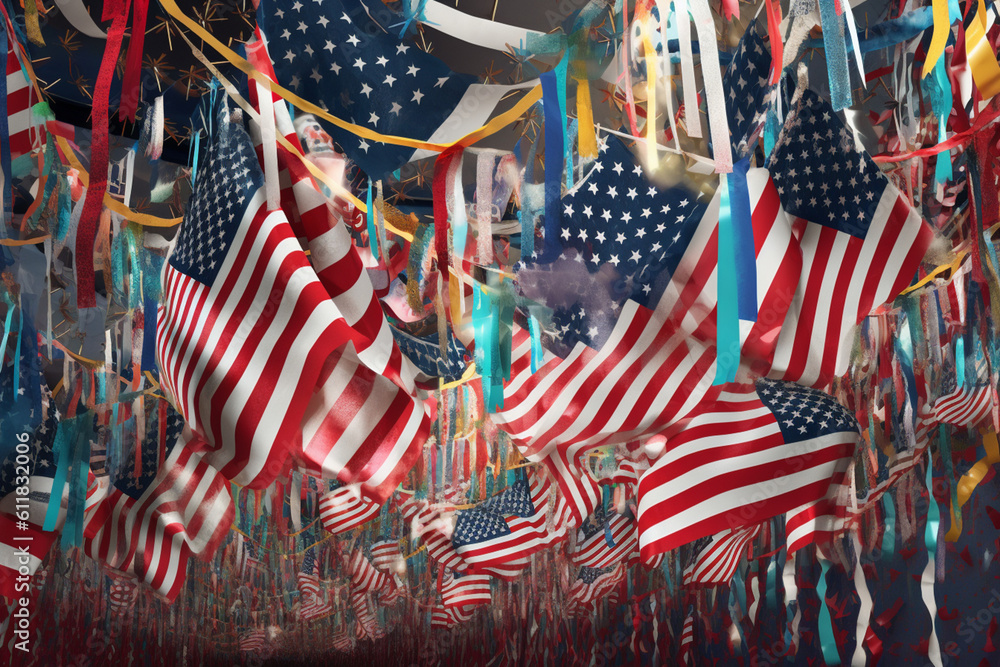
451, 470, 567, 575
393, 327, 471, 384
570, 508, 638, 569
318, 485, 380, 535
82, 405, 234, 601
5, 36, 40, 160
367, 538, 402, 571
497, 131, 804, 524
723, 18, 774, 157
763, 89, 934, 388
679, 610, 695, 666
332, 628, 354, 652
351, 590, 384, 639
245, 36, 432, 504
239, 628, 269, 653
349, 542, 389, 594
440, 570, 491, 609
396, 494, 468, 573
636, 377, 858, 556
257, 0, 479, 179
932, 378, 993, 428
564, 563, 625, 616
378, 574, 406, 605
107, 573, 139, 613
431, 603, 475, 629
298, 548, 332, 620
682, 523, 760, 587
156, 97, 352, 490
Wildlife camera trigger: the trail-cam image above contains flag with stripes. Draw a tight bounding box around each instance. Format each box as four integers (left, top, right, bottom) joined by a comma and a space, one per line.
245, 36, 432, 504
82, 406, 234, 601
298, 548, 332, 620
5, 36, 40, 159
431, 603, 475, 629
396, 494, 468, 573
451, 470, 567, 575
564, 563, 625, 616
318, 485, 380, 535
369, 538, 402, 571
570, 508, 638, 570
440, 570, 491, 609
682, 523, 760, 587
763, 89, 934, 388
637, 377, 858, 557
497, 133, 804, 524
932, 377, 992, 428
239, 628, 269, 653
351, 590, 384, 639
349, 543, 389, 594
679, 609, 695, 666
107, 573, 139, 613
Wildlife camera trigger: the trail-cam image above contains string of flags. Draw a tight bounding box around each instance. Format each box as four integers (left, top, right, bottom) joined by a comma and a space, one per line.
3, 0, 1000, 664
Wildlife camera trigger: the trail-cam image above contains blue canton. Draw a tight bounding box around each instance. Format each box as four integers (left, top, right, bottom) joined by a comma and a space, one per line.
768, 90, 886, 239
578, 565, 615, 585
755, 377, 858, 443
452, 476, 535, 548
723, 18, 773, 157
258, 0, 475, 179
115, 405, 185, 500
516, 134, 707, 352
392, 327, 471, 382
169, 101, 264, 285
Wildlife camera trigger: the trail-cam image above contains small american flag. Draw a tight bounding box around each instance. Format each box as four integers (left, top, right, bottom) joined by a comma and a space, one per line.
351, 590, 384, 639
107, 573, 139, 614
932, 377, 993, 428
5, 36, 40, 159
440, 570, 491, 609
396, 494, 468, 574
723, 18, 774, 157
83, 406, 234, 601
679, 610, 696, 666
451, 471, 567, 575
318, 485, 380, 535
239, 628, 269, 653
349, 543, 389, 594
570, 508, 638, 570
431, 603, 474, 629
564, 563, 625, 616
636, 377, 858, 556
298, 548, 332, 620
682, 523, 760, 587
368, 538, 402, 571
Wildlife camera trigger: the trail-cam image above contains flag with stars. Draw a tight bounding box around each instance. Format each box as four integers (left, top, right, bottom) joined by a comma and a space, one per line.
763, 90, 934, 388
82, 405, 234, 601
156, 97, 355, 490
298, 548, 333, 620
257, 0, 476, 178
564, 562, 625, 616
637, 377, 858, 557
392, 327, 471, 384
570, 507, 638, 570
723, 17, 774, 157
439, 570, 491, 609
451, 470, 567, 575
498, 132, 803, 525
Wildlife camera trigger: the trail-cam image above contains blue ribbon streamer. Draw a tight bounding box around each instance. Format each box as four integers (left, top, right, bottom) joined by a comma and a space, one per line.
817, 558, 841, 665
43, 419, 76, 532
818, 0, 853, 110
881, 492, 896, 561
366, 178, 379, 260
714, 174, 740, 385
729, 158, 757, 321
12, 304, 21, 398
142, 297, 157, 372
539, 71, 564, 263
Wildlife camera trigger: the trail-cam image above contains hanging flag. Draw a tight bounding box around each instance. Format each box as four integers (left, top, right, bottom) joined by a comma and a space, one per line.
318, 485, 381, 535
440, 570, 491, 609
368, 538, 403, 571
682, 523, 761, 587
570, 508, 639, 569
564, 562, 625, 616
431, 603, 475, 628
298, 547, 333, 620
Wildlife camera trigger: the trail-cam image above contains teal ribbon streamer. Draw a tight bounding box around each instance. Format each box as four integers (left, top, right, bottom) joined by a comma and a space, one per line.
765, 557, 778, 612
43, 418, 78, 532
930, 60, 953, 184
191, 130, 201, 185
729, 158, 757, 321
473, 288, 501, 412
714, 174, 740, 385
12, 305, 21, 398
955, 336, 965, 389
528, 311, 543, 374
925, 455, 941, 554
61, 415, 92, 549
818, 0, 852, 110
0, 293, 14, 388
817, 558, 841, 665
881, 492, 896, 561
366, 179, 379, 260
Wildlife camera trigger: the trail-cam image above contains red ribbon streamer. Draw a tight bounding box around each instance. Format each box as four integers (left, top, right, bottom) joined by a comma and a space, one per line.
119, 0, 149, 122
76, 1, 132, 307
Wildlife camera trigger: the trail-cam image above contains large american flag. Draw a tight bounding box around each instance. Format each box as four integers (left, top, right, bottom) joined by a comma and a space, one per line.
763, 89, 934, 388
636, 377, 858, 556
681, 523, 760, 587
156, 98, 351, 489
257, 0, 480, 179
245, 36, 432, 504
297, 548, 332, 620
451, 470, 567, 575
440, 570, 491, 609
83, 406, 234, 600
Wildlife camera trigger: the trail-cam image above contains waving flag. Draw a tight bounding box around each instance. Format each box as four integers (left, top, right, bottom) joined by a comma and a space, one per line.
397, 494, 468, 573
570, 508, 638, 570
763, 90, 934, 388
368, 538, 402, 571
637, 377, 858, 557
682, 523, 760, 587
351, 590, 384, 639
349, 543, 389, 594
564, 563, 625, 616
83, 406, 234, 601
258, 0, 509, 179
298, 548, 332, 620
6, 37, 41, 159
431, 603, 475, 629
933, 370, 992, 428
440, 571, 491, 609
318, 485, 380, 535
452, 470, 567, 575
723, 18, 774, 157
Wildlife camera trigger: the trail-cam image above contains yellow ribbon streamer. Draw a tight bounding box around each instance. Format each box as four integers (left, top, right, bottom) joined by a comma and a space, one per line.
899, 248, 969, 295
922, 0, 952, 78
640, 20, 658, 171
575, 74, 598, 159
945, 430, 1000, 542
965, 0, 1000, 99
159, 0, 541, 154
0, 234, 50, 245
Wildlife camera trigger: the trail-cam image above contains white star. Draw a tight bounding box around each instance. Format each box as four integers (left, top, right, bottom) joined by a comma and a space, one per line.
375, 55, 389, 67
595, 230, 605, 242
359, 139, 370, 153
615, 232, 626, 243
436, 77, 449, 88
601, 209, 612, 222
297, 21, 309, 33
330, 62, 341, 75
324, 40, 336, 52
609, 254, 620, 266
383, 74, 396, 87
607, 186, 617, 199
304, 44, 314, 56
390, 102, 402, 115
397, 44, 410, 54
317, 15, 329, 27
292, 0, 303, 10
280, 29, 291, 40
412, 89, 424, 104
578, 228, 589, 242
340, 11, 352, 22
564, 204, 574, 216
583, 206, 593, 218
626, 188, 637, 200
360, 83, 372, 97
353, 57, 366, 71
406, 65, 420, 76
284, 50, 296, 63
612, 162, 624, 175
561, 227, 571, 240
310, 68, 322, 83
368, 112, 380, 126
347, 34, 361, 47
